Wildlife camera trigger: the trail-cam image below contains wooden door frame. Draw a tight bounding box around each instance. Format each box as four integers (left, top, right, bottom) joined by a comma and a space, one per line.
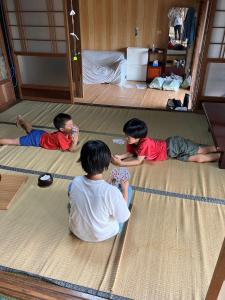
192, 0, 225, 110
166, 3, 209, 112
190, 0, 210, 110
206, 237, 225, 300
195, 0, 216, 106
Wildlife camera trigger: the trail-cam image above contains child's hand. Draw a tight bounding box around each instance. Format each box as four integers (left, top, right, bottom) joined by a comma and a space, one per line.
111, 155, 123, 166
72, 125, 79, 136
70, 126, 79, 149
114, 154, 123, 160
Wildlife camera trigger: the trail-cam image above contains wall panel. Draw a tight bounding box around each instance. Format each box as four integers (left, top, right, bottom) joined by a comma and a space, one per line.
79, 0, 199, 51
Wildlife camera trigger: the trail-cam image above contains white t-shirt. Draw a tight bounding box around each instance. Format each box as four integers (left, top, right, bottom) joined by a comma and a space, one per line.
68, 176, 130, 242
174, 15, 182, 26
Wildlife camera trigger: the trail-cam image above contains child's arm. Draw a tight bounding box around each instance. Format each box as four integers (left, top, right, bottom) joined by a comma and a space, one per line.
120, 180, 129, 202
112, 155, 145, 167
114, 152, 134, 160
68, 126, 79, 152
69, 136, 79, 152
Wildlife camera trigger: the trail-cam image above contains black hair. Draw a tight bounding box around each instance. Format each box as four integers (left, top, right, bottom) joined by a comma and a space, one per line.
53, 113, 72, 130
123, 118, 148, 138
79, 140, 111, 175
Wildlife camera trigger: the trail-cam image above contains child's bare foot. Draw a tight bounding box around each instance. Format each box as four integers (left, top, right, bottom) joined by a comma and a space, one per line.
16, 115, 22, 128
16, 115, 32, 133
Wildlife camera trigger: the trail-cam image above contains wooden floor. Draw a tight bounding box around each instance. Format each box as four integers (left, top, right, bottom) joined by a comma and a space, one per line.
0, 271, 104, 300
74, 82, 190, 109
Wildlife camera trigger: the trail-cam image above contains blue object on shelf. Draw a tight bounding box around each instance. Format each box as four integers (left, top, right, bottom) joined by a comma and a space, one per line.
152, 60, 159, 67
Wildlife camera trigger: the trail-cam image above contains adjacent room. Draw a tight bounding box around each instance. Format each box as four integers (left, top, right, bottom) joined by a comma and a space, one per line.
0, 0, 225, 300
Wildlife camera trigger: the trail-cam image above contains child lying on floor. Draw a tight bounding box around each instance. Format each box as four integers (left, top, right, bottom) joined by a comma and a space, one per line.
68, 140, 132, 242
0, 113, 79, 152
111, 118, 220, 167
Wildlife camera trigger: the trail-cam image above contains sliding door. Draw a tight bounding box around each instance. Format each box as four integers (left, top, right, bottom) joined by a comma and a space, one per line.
196, 0, 225, 107
0, 23, 16, 110
3, 0, 82, 103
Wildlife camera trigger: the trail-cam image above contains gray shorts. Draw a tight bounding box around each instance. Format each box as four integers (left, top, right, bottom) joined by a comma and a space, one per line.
166, 136, 200, 161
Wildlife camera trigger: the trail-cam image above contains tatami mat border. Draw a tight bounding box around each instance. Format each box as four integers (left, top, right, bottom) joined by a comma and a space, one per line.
134, 186, 225, 205
0, 121, 122, 137
1, 164, 225, 206
0, 266, 131, 300
0, 164, 74, 180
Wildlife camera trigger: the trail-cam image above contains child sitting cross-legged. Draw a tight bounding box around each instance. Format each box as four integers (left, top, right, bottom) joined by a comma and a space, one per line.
68, 140, 132, 242
111, 118, 220, 167
0, 113, 79, 152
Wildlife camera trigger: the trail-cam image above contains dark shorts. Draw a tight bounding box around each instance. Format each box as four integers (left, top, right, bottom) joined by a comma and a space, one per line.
166, 136, 200, 161
174, 25, 182, 33
19, 129, 46, 147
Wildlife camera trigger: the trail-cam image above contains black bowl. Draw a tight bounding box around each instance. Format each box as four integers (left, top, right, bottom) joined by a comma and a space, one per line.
38, 173, 53, 187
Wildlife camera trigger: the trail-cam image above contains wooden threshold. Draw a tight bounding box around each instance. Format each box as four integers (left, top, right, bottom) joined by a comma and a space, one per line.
0, 99, 19, 113
21, 86, 71, 103
21, 96, 71, 104
21, 84, 69, 91
0, 79, 9, 85
73, 99, 194, 113
206, 58, 225, 63
0, 271, 106, 300
199, 97, 225, 103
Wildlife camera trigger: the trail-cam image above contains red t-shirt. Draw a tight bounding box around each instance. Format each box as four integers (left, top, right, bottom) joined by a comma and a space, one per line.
126, 137, 167, 161
40, 131, 72, 151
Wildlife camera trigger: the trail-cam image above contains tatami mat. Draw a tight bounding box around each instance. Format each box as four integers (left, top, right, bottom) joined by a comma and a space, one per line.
110, 191, 225, 300
1, 124, 225, 201
0, 175, 120, 293
0, 100, 212, 143
1, 101, 225, 299
130, 159, 225, 201
0, 124, 115, 177
0, 175, 224, 300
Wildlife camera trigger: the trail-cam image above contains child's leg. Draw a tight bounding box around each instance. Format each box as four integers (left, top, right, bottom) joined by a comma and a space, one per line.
67, 203, 71, 214
119, 185, 133, 233
167, 136, 220, 162
198, 145, 218, 154
188, 153, 220, 163
16, 115, 32, 134
0, 138, 20, 146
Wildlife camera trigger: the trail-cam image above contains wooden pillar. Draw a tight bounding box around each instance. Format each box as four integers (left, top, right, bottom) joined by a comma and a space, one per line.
206, 237, 225, 300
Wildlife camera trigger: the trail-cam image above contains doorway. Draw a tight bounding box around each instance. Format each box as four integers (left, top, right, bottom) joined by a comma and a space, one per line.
77, 0, 207, 110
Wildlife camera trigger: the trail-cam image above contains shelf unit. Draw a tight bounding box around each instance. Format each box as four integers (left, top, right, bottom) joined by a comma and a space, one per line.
146, 48, 166, 82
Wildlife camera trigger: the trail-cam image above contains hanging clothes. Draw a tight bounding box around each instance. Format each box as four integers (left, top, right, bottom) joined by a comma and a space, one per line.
183, 8, 196, 47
